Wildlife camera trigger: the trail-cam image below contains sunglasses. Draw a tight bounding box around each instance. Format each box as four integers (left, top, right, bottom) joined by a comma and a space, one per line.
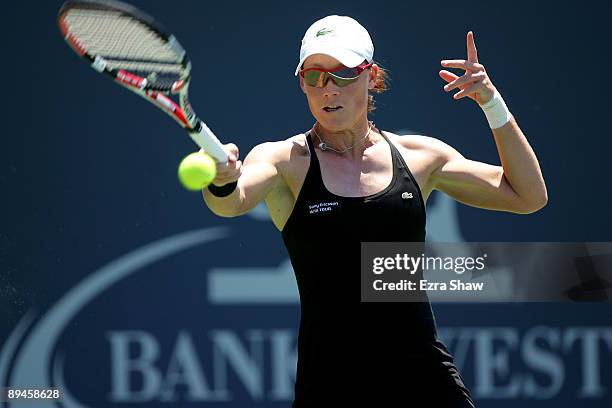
299, 62, 373, 88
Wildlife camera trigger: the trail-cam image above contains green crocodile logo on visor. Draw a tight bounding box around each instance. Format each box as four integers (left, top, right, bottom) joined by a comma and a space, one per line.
316, 28, 333, 37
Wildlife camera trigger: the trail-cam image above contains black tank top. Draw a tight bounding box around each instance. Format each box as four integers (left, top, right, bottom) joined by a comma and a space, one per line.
281, 130, 474, 407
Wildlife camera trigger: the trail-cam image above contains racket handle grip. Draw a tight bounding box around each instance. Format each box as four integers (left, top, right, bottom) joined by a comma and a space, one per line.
188, 121, 229, 162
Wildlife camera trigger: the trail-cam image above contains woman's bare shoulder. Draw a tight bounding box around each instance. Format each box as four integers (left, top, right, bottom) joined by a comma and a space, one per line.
383, 131, 455, 178
246, 133, 308, 165
384, 131, 447, 153
285, 133, 309, 148
277, 133, 309, 158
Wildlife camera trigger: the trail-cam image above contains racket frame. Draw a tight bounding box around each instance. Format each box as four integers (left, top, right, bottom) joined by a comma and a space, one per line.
58, 0, 228, 162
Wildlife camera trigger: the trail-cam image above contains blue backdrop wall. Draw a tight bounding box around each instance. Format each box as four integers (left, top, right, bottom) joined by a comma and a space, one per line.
1, 1, 611, 407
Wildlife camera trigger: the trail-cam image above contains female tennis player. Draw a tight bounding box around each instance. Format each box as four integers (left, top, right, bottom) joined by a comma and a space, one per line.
203, 15, 547, 408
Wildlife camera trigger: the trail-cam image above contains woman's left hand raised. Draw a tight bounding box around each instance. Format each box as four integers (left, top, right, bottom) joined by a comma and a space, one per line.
439, 31, 496, 105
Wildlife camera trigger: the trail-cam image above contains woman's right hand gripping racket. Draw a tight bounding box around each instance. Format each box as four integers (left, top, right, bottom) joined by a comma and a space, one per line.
57, 0, 229, 163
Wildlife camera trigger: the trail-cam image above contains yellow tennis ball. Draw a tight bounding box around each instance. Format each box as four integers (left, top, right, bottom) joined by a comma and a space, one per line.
178, 152, 217, 191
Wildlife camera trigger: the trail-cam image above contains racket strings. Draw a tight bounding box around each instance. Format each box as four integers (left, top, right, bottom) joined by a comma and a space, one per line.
105, 60, 183, 74
64, 9, 184, 76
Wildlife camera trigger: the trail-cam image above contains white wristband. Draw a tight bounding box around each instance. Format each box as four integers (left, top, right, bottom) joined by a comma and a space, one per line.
480, 90, 512, 129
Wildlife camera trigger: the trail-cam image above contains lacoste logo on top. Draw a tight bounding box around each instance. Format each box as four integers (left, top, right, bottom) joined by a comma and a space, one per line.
316, 28, 333, 37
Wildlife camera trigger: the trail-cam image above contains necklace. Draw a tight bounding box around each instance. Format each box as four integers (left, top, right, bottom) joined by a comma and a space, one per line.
312, 121, 374, 154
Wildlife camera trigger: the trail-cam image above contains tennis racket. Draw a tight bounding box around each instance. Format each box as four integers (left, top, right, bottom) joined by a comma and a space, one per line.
57, 0, 228, 162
